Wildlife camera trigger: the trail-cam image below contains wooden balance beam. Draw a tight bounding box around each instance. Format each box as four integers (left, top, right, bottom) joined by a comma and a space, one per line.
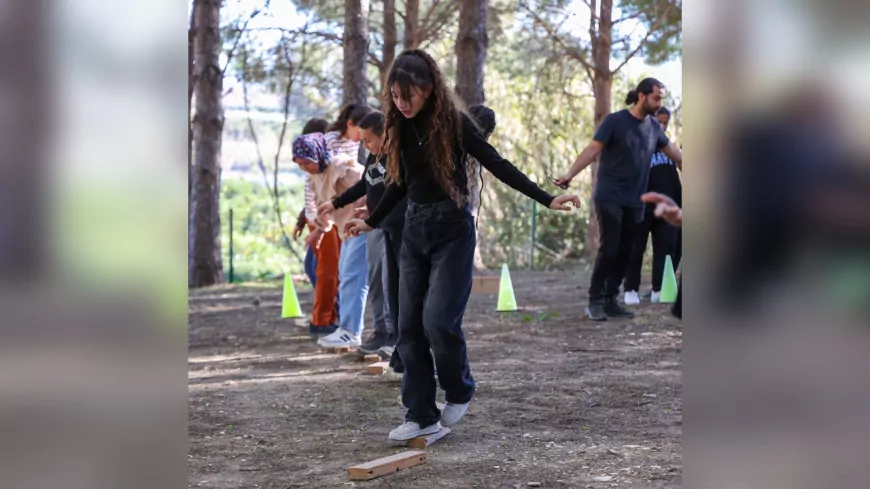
347, 450, 427, 481
363, 354, 381, 364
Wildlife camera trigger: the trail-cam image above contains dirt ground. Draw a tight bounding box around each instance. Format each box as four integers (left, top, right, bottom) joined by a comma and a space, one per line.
189, 269, 682, 488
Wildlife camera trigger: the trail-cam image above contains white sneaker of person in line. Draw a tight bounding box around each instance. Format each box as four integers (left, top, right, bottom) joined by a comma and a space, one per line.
651, 291, 662, 303
318, 328, 361, 348
624, 290, 640, 305
389, 421, 442, 441
440, 402, 470, 427
316, 328, 345, 346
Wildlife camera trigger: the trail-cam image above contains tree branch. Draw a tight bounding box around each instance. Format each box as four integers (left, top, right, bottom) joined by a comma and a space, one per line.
271, 32, 305, 258
221, 2, 268, 76
519, 2, 596, 76
611, 3, 676, 74
248, 27, 383, 70
614, 11, 644, 24
241, 66, 272, 195
417, 0, 459, 44
418, 0, 443, 34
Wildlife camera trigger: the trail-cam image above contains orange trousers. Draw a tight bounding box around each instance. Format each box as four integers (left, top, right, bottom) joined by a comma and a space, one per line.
311, 226, 340, 326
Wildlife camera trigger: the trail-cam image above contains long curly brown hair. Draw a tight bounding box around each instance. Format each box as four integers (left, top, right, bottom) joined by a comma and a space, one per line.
382, 49, 464, 204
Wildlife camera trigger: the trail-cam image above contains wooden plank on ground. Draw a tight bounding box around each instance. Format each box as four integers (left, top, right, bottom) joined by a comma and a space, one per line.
471, 275, 499, 295
407, 427, 451, 449
363, 354, 381, 364
347, 450, 427, 481
324, 345, 354, 354
366, 361, 390, 375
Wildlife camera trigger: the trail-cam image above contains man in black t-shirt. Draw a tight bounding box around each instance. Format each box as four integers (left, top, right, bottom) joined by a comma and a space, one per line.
556, 78, 683, 321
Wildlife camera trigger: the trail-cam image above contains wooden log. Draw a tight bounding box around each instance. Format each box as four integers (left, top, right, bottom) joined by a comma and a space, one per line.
347, 450, 427, 481
366, 361, 390, 375
407, 427, 451, 449
471, 275, 500, 295
363, 354, 381, 364
324, 345, 353, 354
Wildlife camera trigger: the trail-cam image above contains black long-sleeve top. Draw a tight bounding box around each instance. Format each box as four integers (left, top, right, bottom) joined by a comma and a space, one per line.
365, 109, 554, 228
332, 152, 407, 230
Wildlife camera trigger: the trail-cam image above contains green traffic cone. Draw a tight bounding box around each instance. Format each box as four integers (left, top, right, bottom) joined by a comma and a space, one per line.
497, 263, 518, 312
659, 255, 678, 303
281, 273, 303, 318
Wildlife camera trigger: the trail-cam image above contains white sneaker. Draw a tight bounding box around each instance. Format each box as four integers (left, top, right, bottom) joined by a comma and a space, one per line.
624, 290, 640, 305
316, 328, 345, 346
440, 402, 470, 427
389, 421, 442, 441
651, 291, 662, 303
318, 329, 361, 348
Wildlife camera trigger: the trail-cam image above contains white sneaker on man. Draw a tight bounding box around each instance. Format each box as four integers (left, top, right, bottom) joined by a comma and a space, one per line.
318, 328, 361, 348
624, 290, 640, 305
651, 291, 662, 303
388, 421, 442, 441
440, 402, 470, 427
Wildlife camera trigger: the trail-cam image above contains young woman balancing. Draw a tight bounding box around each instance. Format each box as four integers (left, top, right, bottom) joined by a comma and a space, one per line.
345, 50, 580, 441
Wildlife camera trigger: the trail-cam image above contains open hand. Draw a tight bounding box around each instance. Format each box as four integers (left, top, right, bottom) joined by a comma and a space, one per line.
641, 192, 682, 227
549, 194, 581, 211
352, 206, 370, 220
344, 218, 373, 237
316, 201, 335, 219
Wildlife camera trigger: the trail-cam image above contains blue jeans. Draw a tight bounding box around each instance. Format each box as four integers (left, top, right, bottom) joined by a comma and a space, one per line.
338, 234, 369, 336
304, 245, 318, 287
398, 200, 476, 426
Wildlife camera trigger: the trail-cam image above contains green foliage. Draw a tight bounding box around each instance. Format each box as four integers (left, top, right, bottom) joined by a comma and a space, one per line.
212, 0, 682, 278
220, 179, 306, 283
617, 0, 682, 65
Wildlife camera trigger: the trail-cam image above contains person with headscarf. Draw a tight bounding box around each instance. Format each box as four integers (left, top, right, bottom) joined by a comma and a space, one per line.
292, 133, 367, 341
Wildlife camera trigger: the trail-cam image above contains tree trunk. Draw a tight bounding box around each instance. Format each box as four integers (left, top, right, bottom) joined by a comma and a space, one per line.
586, 0, 613, 261
190, 0, 224, 287
404, 0, 419, 49
381, 0, 397, 90
454, 0, 487, 107
0, 0, 42, 280
455, 0, 488, 270
344, 0, 370, 105
188, 4, 195, 203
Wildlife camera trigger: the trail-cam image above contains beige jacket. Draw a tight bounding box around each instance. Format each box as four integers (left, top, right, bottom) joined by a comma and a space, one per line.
309, 154, 364, 239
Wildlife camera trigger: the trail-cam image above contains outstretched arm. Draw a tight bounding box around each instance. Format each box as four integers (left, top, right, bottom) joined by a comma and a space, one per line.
462, 115, 555, 207
364, 181, 407, 229
331, 177, 367, 210
641, 192, 682, 228
661, 142, 682, 170
555, 140, 604, 188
